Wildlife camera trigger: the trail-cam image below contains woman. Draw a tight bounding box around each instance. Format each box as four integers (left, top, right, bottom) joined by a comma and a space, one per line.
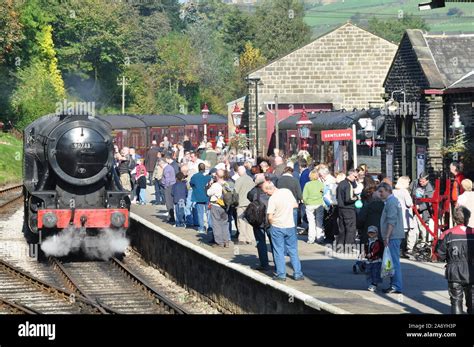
457, 179, 474, 228
357, 176, 384, 246
303, 169, 325, 244
393, 176, 415, 257
135, 159, 148, 205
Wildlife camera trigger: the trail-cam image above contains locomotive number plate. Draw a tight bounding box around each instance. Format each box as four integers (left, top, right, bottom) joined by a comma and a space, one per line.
72, 142, 93, 149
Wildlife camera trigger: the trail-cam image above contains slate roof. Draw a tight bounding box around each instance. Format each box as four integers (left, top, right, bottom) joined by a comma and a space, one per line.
278, 109, 382, 132
405, 30, 474, 90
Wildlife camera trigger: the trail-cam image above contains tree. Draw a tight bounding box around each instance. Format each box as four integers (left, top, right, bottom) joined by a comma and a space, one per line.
0, 0, 23, 65
126, 11, 171, 65
367, 15, 430, 44
11, 25, 65, 129
10, 61, 60, 129
153, 32, 200, 111
220, 5, 255, 55
254, 0, 311, 61
239, 42, 267, 76
50, 0, 138, 103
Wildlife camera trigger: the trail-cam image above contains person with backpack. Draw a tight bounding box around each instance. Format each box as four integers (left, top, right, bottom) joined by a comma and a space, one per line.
207, 169, 230, 248
235, 166, 255, 245
246, 174, 273, 271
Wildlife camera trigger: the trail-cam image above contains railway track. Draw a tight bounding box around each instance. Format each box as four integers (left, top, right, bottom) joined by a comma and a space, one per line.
49, 257, 190, 314
0, 258, 105, 314
0, 184, 22, 211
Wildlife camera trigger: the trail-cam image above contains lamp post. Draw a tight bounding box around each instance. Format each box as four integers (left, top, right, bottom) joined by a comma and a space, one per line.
450, 106, 465, 161
296, 107, 312, 151
246, 76, 262, 157
363, 118, 376, 157
201, 103, 209, 142
231, 103, 243, 134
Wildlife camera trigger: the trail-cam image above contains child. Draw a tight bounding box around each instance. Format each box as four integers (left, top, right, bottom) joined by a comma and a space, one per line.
172, 172, 188, 227
365, 225, 383, 292
135, 159, 147, 205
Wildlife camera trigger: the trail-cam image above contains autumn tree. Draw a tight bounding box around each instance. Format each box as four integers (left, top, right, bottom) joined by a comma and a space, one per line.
254, 0, 311, 61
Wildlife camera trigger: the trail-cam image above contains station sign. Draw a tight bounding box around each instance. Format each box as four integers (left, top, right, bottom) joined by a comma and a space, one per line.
321, 129, 353, 142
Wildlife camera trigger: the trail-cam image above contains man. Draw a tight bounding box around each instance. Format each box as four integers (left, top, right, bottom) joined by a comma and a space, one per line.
152, 152, 165, 205
162, 136, 170, 151
273, 156, 286, 177
188, 151, 204, 177
205, 142, 218, 168
207, 169, 229, 247
183, 135, 193, 152
336, 169, 358, 252
165, 154, 179, 175
378, 182, 405, 294
160, 158, 176, 223
234, 166, 256, 245
247, 174, 273, 271
276, 166, 302, 227
410, 172, 434, 242
299, 159, 310, 191
116, 147, 134, 191
263, 181, 304, 282
190, 163, 211, 233
436, 206, 474, 314
145, 140, 160, 185
319, 167, 338, 242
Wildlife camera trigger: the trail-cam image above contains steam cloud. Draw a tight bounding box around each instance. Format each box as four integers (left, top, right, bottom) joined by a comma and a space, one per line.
41, 227, 129, 260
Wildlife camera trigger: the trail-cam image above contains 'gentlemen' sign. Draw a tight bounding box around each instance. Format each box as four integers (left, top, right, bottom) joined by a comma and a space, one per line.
321, 129, 353, 142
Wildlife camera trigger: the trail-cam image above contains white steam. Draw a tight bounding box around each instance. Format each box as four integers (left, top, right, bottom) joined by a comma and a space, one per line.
41, 227, 129, 260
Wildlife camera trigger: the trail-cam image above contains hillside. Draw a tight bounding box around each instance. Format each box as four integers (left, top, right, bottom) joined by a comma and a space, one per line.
305, 0, 474, 39
0, 133, 22, 186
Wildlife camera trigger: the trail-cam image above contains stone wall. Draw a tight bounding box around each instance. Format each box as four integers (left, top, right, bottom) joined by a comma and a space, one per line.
247, 23, 397, 155
128, 217, 341, 314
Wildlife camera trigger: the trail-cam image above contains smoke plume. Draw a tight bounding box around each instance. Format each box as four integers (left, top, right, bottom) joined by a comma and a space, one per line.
41, 227, 129, 260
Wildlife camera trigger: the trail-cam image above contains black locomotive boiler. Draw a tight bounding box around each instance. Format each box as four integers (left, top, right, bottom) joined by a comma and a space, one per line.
23, 113, 130, 259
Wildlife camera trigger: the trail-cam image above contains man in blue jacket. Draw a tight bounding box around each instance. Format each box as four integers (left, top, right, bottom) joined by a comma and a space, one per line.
190, 163, 211, 233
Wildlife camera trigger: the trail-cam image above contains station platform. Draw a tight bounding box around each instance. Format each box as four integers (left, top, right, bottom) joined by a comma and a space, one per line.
132, 205, 450, 314
129, 187, 451, 314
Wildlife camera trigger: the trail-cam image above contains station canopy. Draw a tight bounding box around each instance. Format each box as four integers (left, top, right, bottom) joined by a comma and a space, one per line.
278, 108, 382, 132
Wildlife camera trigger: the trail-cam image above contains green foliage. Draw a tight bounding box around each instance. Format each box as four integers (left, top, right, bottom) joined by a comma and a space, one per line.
155, 32, 199, 94
0, 0, 23, 66
368, 15, 430, 44
10, 60, 62, 129
221, 6, 255, 55
0, 132, 22, 186
254, 0, 311, 61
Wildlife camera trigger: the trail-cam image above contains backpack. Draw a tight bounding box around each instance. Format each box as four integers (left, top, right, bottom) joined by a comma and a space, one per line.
222, 183, 239, 209
243, 190, 267, 227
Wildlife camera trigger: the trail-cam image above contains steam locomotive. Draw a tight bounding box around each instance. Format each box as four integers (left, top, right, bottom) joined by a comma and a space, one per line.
23, 113, 130, 260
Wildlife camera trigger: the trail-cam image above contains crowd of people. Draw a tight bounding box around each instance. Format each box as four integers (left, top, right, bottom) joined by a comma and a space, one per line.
113, 136, 474, 314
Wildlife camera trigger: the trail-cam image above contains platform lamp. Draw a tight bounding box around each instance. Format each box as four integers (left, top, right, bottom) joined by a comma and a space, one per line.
363, 118, 377, 156
231, 103, 243, 134
449, 106, 465, 162
201, 103, 209, 141
296, 107, 312, 151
